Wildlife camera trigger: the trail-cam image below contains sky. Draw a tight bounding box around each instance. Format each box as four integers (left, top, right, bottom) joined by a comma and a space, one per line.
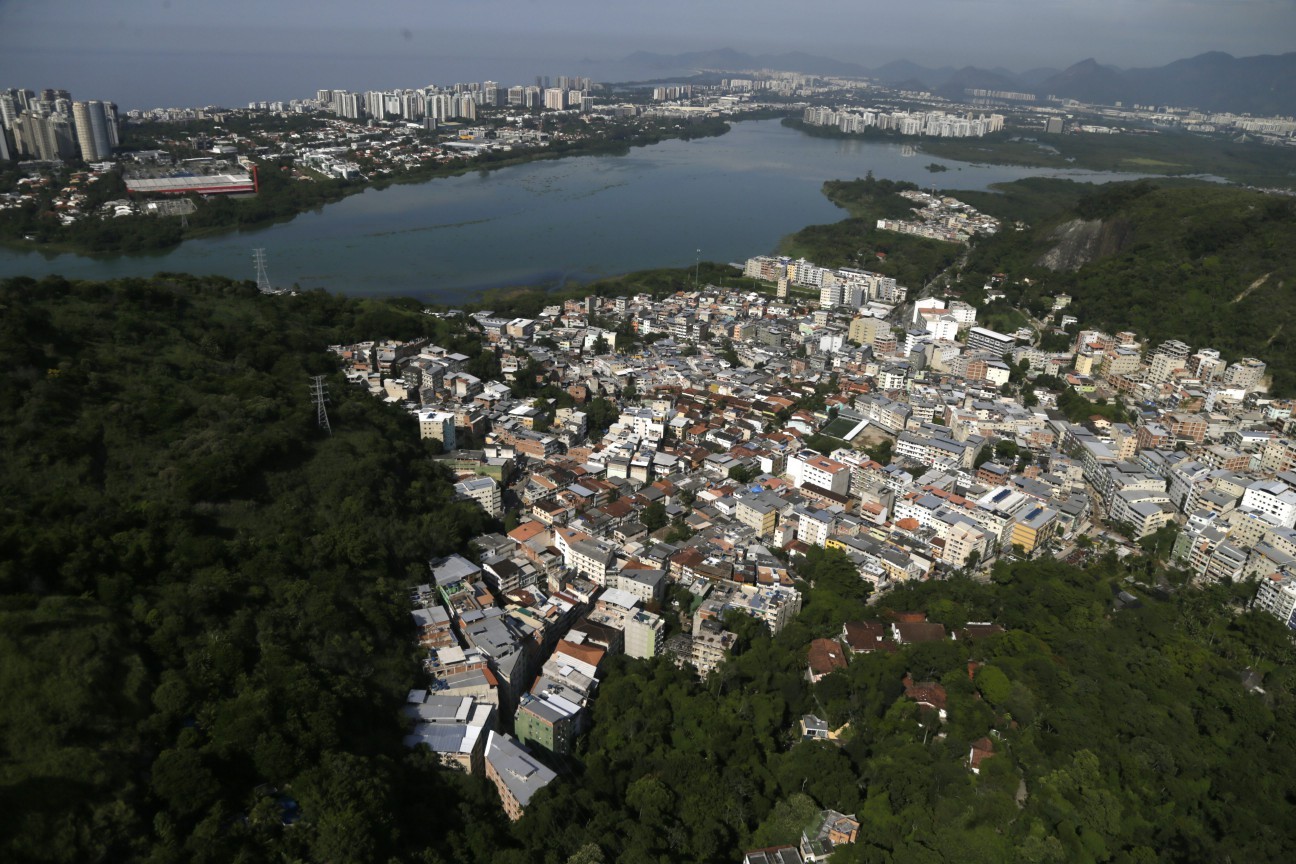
2, 0, 1293, 107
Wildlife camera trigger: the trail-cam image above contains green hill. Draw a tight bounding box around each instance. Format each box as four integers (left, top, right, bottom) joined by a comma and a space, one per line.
0, 275, 501, 862
951, 179, 1296, 393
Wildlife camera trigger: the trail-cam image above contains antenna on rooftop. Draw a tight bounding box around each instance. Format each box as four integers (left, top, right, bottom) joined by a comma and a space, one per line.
310, 375, 332, 434
253, 248, 275, 294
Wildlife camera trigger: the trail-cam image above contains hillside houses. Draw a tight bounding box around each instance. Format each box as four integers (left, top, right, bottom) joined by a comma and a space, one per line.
334, 259, 1296, 819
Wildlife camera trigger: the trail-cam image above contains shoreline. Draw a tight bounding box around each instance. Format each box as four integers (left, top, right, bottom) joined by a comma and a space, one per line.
2, 114, 755, 259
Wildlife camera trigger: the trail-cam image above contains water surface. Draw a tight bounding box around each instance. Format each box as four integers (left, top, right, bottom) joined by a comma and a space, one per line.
0, 120, 1149, 302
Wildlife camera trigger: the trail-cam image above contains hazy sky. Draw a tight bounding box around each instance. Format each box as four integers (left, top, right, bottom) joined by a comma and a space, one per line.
2, 0, 1292, 106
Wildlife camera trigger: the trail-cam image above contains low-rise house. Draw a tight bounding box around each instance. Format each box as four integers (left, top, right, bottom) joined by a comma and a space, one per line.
807, 638, 848, 682
891, 621, 947, 644
744, 847, 804, 864
968, 737, 996, 773
902, 674, 948, 721
841, 621, 887, 653
800, 810, 860, 863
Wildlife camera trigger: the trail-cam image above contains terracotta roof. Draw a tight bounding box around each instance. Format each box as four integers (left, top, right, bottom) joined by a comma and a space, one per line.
842, 621, 887, 651
903, 676, 948, 711
508, 521, 548, 543
555, 639, 605, 668
960, 623, 1006, 641
808, 638, 849, 676
969, 737, 995, 770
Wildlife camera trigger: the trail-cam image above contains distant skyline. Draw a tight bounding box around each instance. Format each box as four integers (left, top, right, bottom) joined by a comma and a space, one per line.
3, 0, 1293, 108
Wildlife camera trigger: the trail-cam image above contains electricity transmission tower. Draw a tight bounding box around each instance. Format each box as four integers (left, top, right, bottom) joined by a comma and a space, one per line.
253, 248, 275, 294
309, 376, 332, 434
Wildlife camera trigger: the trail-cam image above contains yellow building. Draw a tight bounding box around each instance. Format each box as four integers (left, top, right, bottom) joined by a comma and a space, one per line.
1009, 506, 1058, 555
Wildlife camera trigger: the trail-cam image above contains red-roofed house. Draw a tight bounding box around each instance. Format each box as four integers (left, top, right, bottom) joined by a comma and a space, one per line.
841, 621, 887, 653
968, 737, 995, 773
902, 674, 948, 721
807, 638, 848, 682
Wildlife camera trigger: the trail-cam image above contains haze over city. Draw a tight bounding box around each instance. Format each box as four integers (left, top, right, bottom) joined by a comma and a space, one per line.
3, 0, 1293, 108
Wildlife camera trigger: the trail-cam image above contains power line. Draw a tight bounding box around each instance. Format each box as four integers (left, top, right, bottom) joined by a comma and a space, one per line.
253, 248, 276, 294
309, 375, 332, 434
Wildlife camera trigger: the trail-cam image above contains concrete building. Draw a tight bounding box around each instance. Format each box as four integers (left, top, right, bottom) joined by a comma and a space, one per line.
965, 326, 1015, 356
454, 476, 502, 516
483, 731, 557, 821
1008, 506, 1059, 555
1241, 480, 1296, 529
789, 451, 851, 495
736, 497, 779, 538
1253, 572, 1296, 630
514, 691, 580, 756
625, 609, 666, 659
418, 410, 457, 449
402, 692, 496, 774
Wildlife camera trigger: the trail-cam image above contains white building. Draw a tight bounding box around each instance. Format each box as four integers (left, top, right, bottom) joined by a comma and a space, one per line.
454, 476, 502, 517
788, 450, 851, 495
797, 507, 835, 547
1241, 480, 1296, 529
1253, 572, 1296, 630
418, 410, 457, 450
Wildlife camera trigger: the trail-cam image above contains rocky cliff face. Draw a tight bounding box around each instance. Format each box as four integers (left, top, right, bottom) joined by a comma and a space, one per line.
1036, 218, 1133, 271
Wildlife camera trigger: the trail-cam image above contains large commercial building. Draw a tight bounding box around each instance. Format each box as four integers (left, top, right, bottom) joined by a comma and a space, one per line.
124, 172, 257, 196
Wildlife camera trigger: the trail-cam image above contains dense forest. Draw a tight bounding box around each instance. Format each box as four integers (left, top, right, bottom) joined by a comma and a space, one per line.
0, 275, 500, 862
947, 178, 1296, 394
2, 275, 1294, 863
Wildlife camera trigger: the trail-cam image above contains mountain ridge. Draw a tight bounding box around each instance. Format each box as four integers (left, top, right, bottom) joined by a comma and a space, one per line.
615, 48, 1296, 114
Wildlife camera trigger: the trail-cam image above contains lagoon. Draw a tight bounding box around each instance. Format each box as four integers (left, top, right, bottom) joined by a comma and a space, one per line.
0, 120, 1148, 303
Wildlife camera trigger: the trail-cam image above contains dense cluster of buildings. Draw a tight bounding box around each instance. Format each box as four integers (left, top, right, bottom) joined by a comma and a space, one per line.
312, 75, 598, 124
743, 255, 906, 310
328, 252, 1295, 819
0, 87, 120, 163
802, 105, 1005, 138
874, 190, 1001, 244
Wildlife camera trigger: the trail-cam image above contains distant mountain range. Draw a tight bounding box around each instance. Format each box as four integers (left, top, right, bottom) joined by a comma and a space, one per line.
613, 48, 1296, 115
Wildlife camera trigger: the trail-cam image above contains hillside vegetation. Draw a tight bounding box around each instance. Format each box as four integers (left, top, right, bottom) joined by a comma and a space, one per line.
0, 275, 500, 862
517, 554, 1296, 864
779, 174, 962, 288
950, 178, 1296, 393
2, 274, 1295, 863
918, 129, 1296, 190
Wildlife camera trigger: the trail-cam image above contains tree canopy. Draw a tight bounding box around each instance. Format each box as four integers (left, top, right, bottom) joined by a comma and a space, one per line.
3, 273, 1294, 863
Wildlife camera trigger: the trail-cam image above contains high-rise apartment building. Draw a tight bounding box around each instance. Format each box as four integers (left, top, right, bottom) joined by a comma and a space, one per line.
0, 91, 18, 129
71, 101, 111, 161
12, 111, 76, 161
